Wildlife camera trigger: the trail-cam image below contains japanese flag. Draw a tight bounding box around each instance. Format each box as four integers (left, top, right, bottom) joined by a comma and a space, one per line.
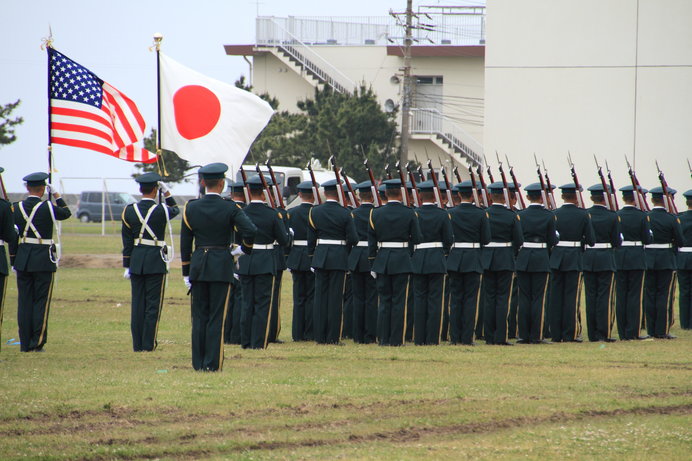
159, 53, 274, 167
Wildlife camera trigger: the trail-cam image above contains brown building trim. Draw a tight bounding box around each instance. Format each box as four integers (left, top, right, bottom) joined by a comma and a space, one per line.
386, 45, 485, 57
224, 44, 265, 56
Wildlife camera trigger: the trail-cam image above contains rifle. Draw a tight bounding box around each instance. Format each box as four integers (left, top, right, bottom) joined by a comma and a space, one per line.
496, 151, 512, 207
568, 152, 585, 208
364, 159, 380, 207
467, 166, 482, 207
427, 160, 443, 208
542, 160, 557, 210
395, 161, 410, 207
238, 167, 250, 204
341, 168, 361, 208
605, 160, 619, 211
307, 159, 322, 205
476, 165, 491, 207
534, 154, 549, 209
506, 154, 526, 210
255, 163, 276, 208
440, 166, 454, 208
688, 159, 692, 178
656, 161, 679, 214
265, 159, 285, 209
417, 164, 426, 182
384, 163, 393, 180
329, 156, 347, 207
0, 172, 8, 201
594, 155, 613, 211
625, 156, 650, 211
406, 163, 421, 207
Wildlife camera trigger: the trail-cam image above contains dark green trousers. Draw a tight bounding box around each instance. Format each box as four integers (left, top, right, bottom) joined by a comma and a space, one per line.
351, 271, 377, 344
549, 271, 582, 342
191, 281, 231, 371
483, 270, 513, 344
645, 270, 675, 337
405, 275, 414, 342
0, 274, 7, 352
313, 269, 346, 344
376, 273, 410, 346
130, 273, 166, 351
517, 272, 549, 343
267, 270, 283, 342
342, 274, 353, 339
476, 277, 485, 340
16, 271, 54, 352
543, 281, 552, 339
412, 274, 444, 345
449, 271, 481, 345
291, 270, 314, 341
584, 271, 616, 341
615, 270, 644, 339
225, 279, 243, 344
679, 270, 691, 330
508, 277, 519, 339
240, 274, 274, 349
441, 274, 451, 342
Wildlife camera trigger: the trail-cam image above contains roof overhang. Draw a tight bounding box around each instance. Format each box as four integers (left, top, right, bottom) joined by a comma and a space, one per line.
224, 44, 268, 56
386, 45, 485, 57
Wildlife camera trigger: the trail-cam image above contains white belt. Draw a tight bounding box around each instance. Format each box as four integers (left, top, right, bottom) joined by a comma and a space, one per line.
556, 241, 581, 248
357, 241, 368, 247
253, 244, 276, 250
523, 242, 547, 249
680, 247, 692, 253
485, 242, 512, 248
379, 242, 409, 249
135, 238, 165, 247
621, 241, 643, 247
587, 243, 612, 250
293, 240, 308, 246
453, 242, 480, 249
20, 237, 54, 245
415, 242, 443, 250
317, 239, 346, 246
645, 243, 673, 249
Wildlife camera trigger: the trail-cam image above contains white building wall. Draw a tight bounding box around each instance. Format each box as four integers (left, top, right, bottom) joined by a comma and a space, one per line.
485, 0, 692, 208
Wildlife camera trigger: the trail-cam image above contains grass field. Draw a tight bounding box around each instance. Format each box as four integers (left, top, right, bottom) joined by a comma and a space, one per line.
0, 229, 690, 460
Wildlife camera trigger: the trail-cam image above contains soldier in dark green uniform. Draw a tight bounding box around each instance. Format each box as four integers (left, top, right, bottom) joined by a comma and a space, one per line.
0, 168, 16, 351
121, 172, 179, 352
678, 189, 692, 330
11, 172, 71, 352
404, 181, 416, 342
482, 182, 523, 345
644, 186, 683, 339
236, 175, 290, 349
287, 181, 317, 341
369, 179, 422, 346
448, 180, 491, 345
308, 179, 358, 344
583, 184, 621, 342
549, 183, 595, 343
348, 181, 378, 344
507, 183, 521, 340
269, 196, 289, 344
516, 183, 558, 344
224, 181, 247, 345
180, 163, 257, 370
437, 181, 453, 342
411, 180, 453, 345
615, 185, 652, 340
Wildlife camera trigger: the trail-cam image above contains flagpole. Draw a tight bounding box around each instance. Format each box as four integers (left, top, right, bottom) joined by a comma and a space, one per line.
42, 30, 54, 183
153, 33, 164, 203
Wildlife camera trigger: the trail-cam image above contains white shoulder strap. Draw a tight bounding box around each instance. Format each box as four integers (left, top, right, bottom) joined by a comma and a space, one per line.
133, 203, 159, 241
18, 201, 44, 240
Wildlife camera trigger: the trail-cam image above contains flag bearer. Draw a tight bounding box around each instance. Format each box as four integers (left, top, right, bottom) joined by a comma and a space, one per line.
0, 167, 16, 351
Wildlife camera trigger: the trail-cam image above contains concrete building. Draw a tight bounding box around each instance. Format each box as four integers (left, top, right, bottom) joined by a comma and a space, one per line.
225, 7, 487, 176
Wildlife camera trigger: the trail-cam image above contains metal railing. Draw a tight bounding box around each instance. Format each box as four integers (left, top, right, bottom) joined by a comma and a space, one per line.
256, 14, 485, 47
410, 108, 483, 166
256, 17, 357, 94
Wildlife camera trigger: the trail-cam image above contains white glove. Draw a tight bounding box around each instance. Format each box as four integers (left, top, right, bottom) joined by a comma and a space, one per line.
123, 268, 130, 279
310, 267, 315, 273
289, 228, 295, 237
233, 273, 240, 281
46, 183, 55, 195
231, 246, 244, 257
158, 181, 170, 194
370, 271, 377, 279
183, 276, 191, 289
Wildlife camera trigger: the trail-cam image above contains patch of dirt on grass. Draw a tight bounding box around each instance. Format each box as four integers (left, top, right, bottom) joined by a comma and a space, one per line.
59, 254, 182, 269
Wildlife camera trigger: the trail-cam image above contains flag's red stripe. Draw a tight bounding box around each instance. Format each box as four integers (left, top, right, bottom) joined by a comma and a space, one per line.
52, 137, 114, 156
50, 105, 111, 130
105, 84, 146, 132
51, 122, 113, 144
104, 91, 137, 145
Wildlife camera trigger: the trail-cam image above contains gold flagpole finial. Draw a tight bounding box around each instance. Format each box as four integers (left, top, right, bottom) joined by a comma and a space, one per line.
41, 25, 54, 50
150, 32, 163, 52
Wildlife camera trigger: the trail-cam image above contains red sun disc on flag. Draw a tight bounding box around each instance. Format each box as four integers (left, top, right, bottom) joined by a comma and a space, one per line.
173, 85, 221, 140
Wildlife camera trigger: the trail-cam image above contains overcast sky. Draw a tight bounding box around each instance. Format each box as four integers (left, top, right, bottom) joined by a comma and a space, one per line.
2, 1, 479, 195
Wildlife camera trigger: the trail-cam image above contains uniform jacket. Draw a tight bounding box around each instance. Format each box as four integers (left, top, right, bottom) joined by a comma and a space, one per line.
368, 201, 423, 275
411, 203, 454, 275
12, 196, 71, 272
274, 207, 289, 271
645, 207, 683, 270
447, 202, 491, 274
516, 204, 559, 272
582, 205, 621, 272
121, 196, 179, 275
348, 202, 375, 272
307, 200, 358, 271
549, 204, 595, 271
0, 199, 16, 276
615, 205, 652, 270
677, 209, 692, 270
482, 204, 523, 271
181, 194, 257, 282
286, 202, 313, 271
237, 201, 290, 276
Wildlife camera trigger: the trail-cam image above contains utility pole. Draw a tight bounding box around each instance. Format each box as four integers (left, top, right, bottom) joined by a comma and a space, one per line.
400, 0, 413, 165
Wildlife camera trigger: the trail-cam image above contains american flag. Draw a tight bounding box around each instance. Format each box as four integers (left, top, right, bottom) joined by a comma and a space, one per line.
48, 48, 157, 163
